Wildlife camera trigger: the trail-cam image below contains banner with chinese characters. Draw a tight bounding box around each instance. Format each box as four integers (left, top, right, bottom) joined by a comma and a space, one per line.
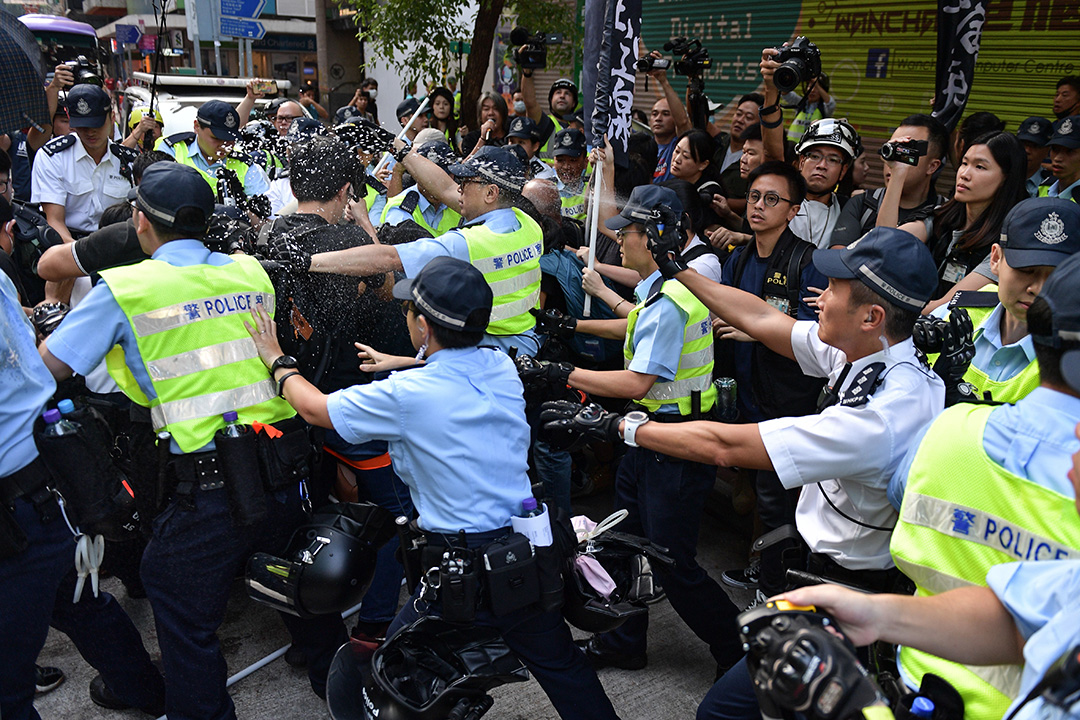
583, 0, 642, 167
931, 0, 989, 132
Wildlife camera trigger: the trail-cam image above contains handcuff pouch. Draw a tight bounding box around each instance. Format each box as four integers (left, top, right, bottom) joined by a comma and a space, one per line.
214, 425, 268, 526
482, 533, 540, 617
256, 416, 313, 490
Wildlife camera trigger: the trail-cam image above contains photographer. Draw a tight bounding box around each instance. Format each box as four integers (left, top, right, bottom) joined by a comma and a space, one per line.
640, 50, 693, 183
783, 74, 835, 144
520, 71, 578, 162
830, 114, 948, 246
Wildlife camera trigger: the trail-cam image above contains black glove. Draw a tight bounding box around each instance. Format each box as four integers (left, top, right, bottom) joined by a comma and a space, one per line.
515, 354, 573, 393
538, 400, 623, 452
530, 308, 577, 342
31, 302, 69, 337
246, 193, 272, 220
268, 235, 312, 274
913, 309, 975, 405
644, 207, 689, 279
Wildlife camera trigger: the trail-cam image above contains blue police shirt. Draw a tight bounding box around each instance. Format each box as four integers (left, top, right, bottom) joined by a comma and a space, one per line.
47, 240, 238, 454
383, 190, 451, 231
158, 139, 271, 197
395, 208, 540, 355
326, 346, 532, 533
626, 269, 689, 415
888, 387, 1080, 509
0, 272, 56, 476
988, 560, 1080, 720
932, 303, 1036, 383
1043, 178, 1080, 202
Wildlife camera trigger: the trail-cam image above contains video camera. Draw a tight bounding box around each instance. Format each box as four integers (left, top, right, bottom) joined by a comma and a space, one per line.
880, 139, 929, 166
61, 55, 102, 88
635, 55, 671, 73
510, 26, 564, 71
772, 36, 822, 94
663, 37, 712, 79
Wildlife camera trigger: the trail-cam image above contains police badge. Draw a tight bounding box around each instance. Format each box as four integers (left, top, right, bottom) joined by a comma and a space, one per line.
1036, 212, 1067, 245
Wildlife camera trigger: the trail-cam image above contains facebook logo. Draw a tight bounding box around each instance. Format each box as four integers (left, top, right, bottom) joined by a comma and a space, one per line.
866, 49, 889, 78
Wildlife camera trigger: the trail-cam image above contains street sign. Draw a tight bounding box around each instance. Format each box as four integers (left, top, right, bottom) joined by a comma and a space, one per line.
171, 29, 184, 48
220, 0, 265, 18
137, 34, 156, 52
219, 16, 265, 39
115, 24, 140, 44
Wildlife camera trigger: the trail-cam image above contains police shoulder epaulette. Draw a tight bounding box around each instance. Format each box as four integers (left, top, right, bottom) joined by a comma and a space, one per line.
949, 290, 999, 309
110, 143, 139, 164
838, 361, 886, 408
530, 157, 546, 173
399, 190, 420, 215
163, 132, 197, 148
41, 134, 76, 156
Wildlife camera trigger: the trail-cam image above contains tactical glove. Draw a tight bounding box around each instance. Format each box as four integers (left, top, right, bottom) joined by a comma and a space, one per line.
913, 309, 975, 405
538, 400, 623, 452
515, 355, 573, 392
530, 308, 578, 342
32, 302, 69, 337
644, 208, 689, 279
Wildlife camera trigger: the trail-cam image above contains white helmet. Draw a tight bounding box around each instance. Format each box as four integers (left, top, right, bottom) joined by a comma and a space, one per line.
794, 118, 862, 161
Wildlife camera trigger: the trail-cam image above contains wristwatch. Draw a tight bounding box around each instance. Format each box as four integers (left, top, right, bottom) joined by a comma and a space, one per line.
621, 411, 650, 447
270, 355, 299, 374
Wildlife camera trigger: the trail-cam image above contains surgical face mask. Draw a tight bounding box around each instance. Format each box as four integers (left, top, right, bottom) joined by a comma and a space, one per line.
367, 88, 378, 100
513, 101, 526, 114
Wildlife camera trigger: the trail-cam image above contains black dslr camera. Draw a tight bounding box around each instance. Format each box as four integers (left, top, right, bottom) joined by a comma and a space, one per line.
62, 55, 102, 87
510, 26, 564, 71
880, 139, 929, 166
772, 36, 822, 94
664, 37, 712, 78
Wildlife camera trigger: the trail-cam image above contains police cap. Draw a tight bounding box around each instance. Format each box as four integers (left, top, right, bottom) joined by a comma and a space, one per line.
396, 97, 421, 121
605, 185, 683, 231
447, 146, 527, 193
551, 128, 586, 158
1015, 116, 1053, 147
129, 163, 215, 234
813, 227, 937, 312
507, 115, 540, 142
392, 256, 492, 332
1048, 115, 1080, 150
67, 85, 111, 129
197, 99, 242, 142
999, 198, 1080, 268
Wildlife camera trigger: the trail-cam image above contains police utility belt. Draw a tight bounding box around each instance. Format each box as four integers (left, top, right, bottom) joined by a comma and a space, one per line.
408, 525, 565, 624
164, 415, 314, 527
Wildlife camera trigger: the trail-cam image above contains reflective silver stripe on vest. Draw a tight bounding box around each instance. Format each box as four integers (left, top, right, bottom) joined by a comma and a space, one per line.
471, 242, 544, 274
489, 289, 541, 322
146, 337, 260, 382
902, 643, 1022, 698
487, 271, 538, 298
645, 374, 712, 402
150, 379, 278, 431
131, 293, 276, 337
684, 319, 711, 343
892, 558, 975, 595
901, 493, 1080, 564
678, 346, 713, 371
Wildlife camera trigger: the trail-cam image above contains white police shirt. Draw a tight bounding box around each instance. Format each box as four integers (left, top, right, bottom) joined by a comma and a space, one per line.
758, 320, 945, 570
789, 195, 842, 249
31, 137, 131, 236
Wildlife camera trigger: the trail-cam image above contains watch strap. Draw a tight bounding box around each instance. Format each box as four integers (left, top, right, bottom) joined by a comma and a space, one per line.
622, 412, 650, 447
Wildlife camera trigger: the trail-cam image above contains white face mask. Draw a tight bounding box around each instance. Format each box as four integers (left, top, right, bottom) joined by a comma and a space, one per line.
367, 88, 378, 100
513, 101, 527, 114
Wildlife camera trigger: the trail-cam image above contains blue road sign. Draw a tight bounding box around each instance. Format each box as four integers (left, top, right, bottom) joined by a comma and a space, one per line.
115, 24, 141, 44
220, 0, 265, 19
219, 16, 265, 39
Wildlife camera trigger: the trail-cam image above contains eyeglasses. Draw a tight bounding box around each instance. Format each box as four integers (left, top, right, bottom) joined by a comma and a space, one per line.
746, 189, 795, 207
615, 228, 646, 240
802, 150, 846, 168
456, 178, 488, 188
400, 301, 416, 317
274, 114, 303, 123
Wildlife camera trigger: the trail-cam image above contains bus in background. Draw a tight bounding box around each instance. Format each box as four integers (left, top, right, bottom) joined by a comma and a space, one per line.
18, 14, 104, 82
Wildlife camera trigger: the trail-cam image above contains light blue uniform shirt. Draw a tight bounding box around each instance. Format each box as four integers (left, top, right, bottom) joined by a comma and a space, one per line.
1043, 178, 1080, 202
0, 272, 56, 476
326, 346, 532, 533
888, 387, 1080, 509
396, 208, 540, 355
988, 560, 1080, 720
47, 240, 239, 454
626, 269, 688, 415
383, 190, 452, 232
158, 139, 271, 197
932, 303, 1037, 383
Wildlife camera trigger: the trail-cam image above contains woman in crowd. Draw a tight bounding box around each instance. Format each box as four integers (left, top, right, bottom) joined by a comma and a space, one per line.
461, 91, 508, 155
427, 86, 460, 154
669, 129, 724, 233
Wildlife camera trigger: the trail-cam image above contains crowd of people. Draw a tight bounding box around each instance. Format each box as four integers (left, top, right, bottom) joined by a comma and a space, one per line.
1, 34, 1079, 720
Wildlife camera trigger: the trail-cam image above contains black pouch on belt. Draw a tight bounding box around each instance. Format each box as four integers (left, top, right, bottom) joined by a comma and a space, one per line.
214, 425, 268, 526
533, 506, 575, 613
33, 402, 136, 540
256, 416, 314, 491
482, 533, 541, 617
0, 502, 29, 560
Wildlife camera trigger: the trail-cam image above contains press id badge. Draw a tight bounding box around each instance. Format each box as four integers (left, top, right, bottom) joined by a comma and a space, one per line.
941, 261, 966, 284
766, 296, 791, 315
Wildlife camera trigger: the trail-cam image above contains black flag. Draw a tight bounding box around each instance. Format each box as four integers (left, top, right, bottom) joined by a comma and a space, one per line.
930, 0, 989, 132
581, 0, 641, 167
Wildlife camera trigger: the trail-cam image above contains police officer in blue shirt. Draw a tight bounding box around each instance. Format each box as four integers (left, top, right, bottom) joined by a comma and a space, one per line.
245, 255, 621, 720
1016, 117, 1053, 198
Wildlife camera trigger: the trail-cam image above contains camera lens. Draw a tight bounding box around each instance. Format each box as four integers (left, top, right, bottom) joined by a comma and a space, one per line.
880, 142, 895, 160
774, 62, 803, 94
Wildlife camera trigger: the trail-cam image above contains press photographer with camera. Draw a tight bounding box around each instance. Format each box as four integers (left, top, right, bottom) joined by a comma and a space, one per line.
514, 26, 577, 162
637, 49, 693, 183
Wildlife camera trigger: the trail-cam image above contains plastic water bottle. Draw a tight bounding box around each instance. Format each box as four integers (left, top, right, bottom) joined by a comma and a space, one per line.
41, 408, 79, 437
910, 697, 935, 720
220, 411, 248, 438
57, 398, 76, 416
714, 377, 738, 422
520, 497, 544, 518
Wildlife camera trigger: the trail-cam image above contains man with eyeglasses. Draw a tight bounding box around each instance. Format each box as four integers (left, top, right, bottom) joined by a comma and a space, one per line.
155, 99, 271, 199
271, 100, 307, 138
714, 161, 828, 605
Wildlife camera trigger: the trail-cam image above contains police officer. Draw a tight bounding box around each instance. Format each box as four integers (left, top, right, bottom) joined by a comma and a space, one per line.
1016, 116, 1053, 198
274, 144, 544, 355
922, 198, 1080, 404
379, 140, 462, 235
506, 115, 557, 181
155, 99, 271, 198
544, 227, 945, 720
528, 185, 743, 674
886, 251, 1080, 719
245, 254, 621, 720
38, 163, 344, 719
122, 104, 164, 151
551, 128, 590, 221
1038, 115, 1080, 201
30, 84, 136, 245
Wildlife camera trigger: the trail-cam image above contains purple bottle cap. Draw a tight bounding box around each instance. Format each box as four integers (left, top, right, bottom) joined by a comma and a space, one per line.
522, 497, 538, 512
43, 409, 61, 423
223, 411, 239, 422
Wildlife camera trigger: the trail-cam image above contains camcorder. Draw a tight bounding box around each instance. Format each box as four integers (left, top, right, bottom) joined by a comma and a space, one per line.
510, 26, 564, 71
62, 55, 102, 88
664, 37, 712, 79
635, 55, 671, 73
880, 139, 929, 166
772, 36, 822, 94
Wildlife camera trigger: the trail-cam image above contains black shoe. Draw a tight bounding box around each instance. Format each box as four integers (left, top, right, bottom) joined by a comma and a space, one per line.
575, 636, 647, 671
89, 674, 165, 717
284, 645, 307, 668
35, 665, 65, 695
721, 558, 761, 590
